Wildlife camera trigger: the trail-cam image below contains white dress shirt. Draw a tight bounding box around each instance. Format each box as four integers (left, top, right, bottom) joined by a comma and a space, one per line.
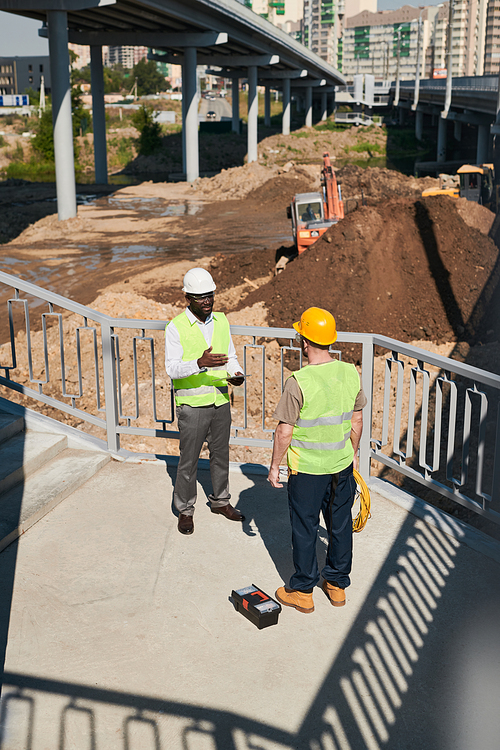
165, 308, 242, 381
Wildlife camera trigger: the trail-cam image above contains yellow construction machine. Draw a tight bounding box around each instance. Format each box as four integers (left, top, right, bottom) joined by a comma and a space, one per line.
422, 163, 496, 209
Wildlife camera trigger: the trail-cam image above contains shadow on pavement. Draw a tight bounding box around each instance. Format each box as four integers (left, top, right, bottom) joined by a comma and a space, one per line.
1, 499, 498, 749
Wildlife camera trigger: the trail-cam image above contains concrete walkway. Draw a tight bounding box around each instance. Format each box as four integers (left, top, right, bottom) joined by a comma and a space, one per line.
0, 459, 498, 750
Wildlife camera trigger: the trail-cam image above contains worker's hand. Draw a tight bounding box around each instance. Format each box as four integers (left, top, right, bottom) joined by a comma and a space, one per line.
267, 465, 283, 489
197, 346, 228, 369
227, 371, 244, 386
353, 452, 359, 472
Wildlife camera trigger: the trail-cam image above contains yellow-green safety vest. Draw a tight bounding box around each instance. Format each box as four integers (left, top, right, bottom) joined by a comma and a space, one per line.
166, 311, 231, 407
288, 360, 360, 475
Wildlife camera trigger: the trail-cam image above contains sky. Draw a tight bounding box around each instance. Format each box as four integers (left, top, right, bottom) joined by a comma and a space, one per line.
0, 1, 446, 58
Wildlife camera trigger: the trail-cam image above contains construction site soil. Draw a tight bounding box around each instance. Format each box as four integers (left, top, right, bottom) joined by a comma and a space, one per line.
210, 194, 500, 351
1, 162, 499, 539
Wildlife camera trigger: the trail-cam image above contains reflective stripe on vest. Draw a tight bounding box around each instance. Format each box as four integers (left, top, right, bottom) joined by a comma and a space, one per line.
291, 434, 351, 451
296, 410, 353, 428
167, 311, 231, 407
175, 385, 228, 397
288, 360, 360, 475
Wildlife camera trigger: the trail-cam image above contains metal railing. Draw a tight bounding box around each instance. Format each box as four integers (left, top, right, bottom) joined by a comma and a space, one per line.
0, 270, 499, 525
398, 76, 499, 92
334, 112, 381, 126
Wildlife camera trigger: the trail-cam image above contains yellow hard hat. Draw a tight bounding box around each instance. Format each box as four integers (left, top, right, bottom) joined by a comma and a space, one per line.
293, 307, 337, 345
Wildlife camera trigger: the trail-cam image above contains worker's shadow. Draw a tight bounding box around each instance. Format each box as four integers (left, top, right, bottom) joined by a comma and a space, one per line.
199, 464, 329, 585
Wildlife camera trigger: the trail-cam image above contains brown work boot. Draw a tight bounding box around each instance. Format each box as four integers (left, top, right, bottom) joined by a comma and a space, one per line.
322, 580, 346, 607
275, 586, 314, 613
178, 513, 194, 535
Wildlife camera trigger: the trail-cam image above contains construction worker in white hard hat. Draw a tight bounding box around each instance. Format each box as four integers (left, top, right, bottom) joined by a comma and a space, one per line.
165, 267, 245, 535
268, 307, 366, 613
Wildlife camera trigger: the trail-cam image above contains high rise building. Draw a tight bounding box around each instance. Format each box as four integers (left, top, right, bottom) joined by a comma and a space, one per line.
484, 0, 500, 73
298, 0, 376, 67
68, 44, 91, 70
106, 46, 148, 69
340, 0, 489, 82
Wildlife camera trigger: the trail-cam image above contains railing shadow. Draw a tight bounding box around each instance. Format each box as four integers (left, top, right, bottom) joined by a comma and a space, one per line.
1, 502, 498, 749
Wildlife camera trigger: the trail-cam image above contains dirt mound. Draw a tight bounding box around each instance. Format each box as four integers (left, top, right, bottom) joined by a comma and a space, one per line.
337, 164, 438, 204
193, 162, 280, 201
455, 196, 496, 235
225, 196, 498, 351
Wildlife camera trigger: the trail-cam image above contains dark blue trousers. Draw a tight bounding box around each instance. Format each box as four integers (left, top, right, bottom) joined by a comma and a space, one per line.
287, 463, 356, 592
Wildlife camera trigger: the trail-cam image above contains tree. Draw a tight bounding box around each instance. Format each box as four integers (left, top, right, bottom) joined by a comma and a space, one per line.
131, 103, 163, 155
132, 58, 168, 96
72, 64, 127, 95
33, 48, 92, 162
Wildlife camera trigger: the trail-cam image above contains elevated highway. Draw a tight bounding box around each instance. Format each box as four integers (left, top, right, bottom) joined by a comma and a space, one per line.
393, 75, 500, 168
0, 0, 344, 218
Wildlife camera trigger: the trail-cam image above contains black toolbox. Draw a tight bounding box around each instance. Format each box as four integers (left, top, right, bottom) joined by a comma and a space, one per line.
231, 584, 282, 629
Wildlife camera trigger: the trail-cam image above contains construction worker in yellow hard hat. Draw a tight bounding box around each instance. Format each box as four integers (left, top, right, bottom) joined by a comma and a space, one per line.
165, 268, 245, 536
268, 307, 367, 614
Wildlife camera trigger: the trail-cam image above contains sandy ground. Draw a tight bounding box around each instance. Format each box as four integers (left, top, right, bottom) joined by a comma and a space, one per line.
0, 162, 499, 540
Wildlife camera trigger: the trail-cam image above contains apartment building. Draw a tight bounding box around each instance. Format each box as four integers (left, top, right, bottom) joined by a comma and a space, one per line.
242, 0, 303, 35
341, 0, 490, 81
106, 46, 148, 69
484, 0, 500, 73
0, 56, 50, 95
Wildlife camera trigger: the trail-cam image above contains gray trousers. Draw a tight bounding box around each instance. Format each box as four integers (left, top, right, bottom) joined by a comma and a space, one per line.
173, 402, 232, 516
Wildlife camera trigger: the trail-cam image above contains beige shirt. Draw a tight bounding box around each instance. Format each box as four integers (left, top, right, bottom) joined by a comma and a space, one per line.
273, 367, 367, 426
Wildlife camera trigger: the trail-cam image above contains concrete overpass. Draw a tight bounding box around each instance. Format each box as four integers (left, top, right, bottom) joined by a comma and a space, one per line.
393, 76, 500, 167
0, 0, 344, 220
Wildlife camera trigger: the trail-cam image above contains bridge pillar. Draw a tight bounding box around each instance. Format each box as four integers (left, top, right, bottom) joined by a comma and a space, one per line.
264, 85, 271, 127
183, 47, 199, 182
321, 91, 327, 121
282, 78, 290, 136
90, 45, 108, 185
437, 117, 447, 163
231, 77, 240, 133
415, 109, 423, 141
477, 124, 489, 163
247, 65, 258, 163
48, 10, 77, 220
305, 86, 313, 127
454, 121, 462, 141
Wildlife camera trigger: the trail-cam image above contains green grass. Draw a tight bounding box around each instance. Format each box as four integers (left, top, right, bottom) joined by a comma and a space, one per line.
3, 160, 56, 180
314, 120, 350, 133
350, 141, 384, 154
0, 135, 6, 148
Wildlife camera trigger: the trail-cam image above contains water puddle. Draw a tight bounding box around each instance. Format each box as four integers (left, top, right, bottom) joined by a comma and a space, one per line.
102, 196, 202, 217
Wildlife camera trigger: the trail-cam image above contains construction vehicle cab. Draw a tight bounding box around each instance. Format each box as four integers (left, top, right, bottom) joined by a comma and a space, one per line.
288, 153, 344, 254
422, 164, 496, 209
457, 164, 495, 207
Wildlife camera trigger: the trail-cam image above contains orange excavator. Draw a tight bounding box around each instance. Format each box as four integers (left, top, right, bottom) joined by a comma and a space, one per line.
287, 152, 344, 254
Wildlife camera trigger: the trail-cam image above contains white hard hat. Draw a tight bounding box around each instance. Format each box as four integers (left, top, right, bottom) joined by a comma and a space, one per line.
182, 268, 216, 295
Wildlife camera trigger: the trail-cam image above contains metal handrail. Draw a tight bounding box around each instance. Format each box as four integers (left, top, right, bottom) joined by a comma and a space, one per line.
1, 270, 499, 524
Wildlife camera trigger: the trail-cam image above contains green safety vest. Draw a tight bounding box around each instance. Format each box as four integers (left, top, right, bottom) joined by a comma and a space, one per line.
288, 360, 360, 475
166, 311, 231, 407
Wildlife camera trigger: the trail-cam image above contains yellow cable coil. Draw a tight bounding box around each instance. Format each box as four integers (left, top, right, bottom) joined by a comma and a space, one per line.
352, 469, 371, 533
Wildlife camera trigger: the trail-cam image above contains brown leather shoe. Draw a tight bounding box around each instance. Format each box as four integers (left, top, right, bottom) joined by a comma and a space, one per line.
322, 580, 346, 607
178, 513, 194, 535
210, 503, 245, 521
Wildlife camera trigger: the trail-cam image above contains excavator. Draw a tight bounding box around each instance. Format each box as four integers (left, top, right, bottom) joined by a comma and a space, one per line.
422, 163, 496, 210
287, 152, 344, 254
